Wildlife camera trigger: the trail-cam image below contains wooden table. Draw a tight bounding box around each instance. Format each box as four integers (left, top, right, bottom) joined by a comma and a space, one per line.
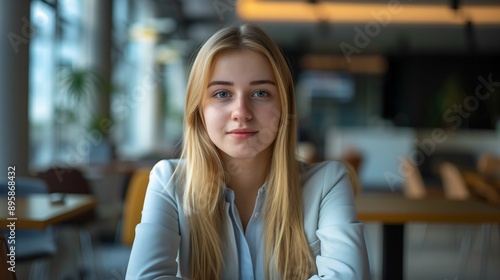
1, 194, 97, 229
355, 193, 500, 280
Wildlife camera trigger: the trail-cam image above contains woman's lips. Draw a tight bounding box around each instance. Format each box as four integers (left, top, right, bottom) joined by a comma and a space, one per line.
227, 129, 258, 139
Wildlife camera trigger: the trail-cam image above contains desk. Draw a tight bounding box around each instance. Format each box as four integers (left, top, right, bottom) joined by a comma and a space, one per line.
355, 193, 500, 280
1, 194, 97, 230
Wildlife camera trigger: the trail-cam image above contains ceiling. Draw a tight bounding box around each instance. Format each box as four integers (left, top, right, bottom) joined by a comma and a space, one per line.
151, 0, 500, 56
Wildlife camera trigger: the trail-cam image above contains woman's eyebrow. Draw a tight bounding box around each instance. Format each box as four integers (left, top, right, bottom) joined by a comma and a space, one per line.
207, 80, 233, 88
207, 79, 276, 88
249, 80, 276, 86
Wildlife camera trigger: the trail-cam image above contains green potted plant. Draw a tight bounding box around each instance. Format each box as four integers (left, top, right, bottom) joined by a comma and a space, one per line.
56, 67, 115, 164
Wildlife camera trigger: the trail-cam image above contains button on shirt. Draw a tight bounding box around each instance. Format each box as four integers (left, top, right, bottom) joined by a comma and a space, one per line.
126, 159, 370, 280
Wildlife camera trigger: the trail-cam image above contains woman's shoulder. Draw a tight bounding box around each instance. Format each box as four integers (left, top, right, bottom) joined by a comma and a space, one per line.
300, 160, 349, 180
149, 159, 185, 195
300, 160, 352, 195
151, 158, 184, 177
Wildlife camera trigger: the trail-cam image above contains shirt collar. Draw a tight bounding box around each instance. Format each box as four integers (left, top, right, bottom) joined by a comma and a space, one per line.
223, 183, 267, 203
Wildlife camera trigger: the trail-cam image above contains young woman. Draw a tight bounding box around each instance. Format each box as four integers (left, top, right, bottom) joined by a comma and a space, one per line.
126, 24, 369, 280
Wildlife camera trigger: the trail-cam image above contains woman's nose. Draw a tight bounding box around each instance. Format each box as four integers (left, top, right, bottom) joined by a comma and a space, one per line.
231, 96, 252, 121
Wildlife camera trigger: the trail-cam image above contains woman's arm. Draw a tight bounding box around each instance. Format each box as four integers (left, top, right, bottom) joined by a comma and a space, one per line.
126, 160, 183, 280
307, 161, 370, 280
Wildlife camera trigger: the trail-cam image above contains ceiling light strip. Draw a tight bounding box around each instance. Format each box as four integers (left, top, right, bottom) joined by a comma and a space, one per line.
237, 1, 500, 25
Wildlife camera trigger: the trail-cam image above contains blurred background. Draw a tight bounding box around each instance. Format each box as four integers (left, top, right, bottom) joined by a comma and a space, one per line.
1, 0, 500, 279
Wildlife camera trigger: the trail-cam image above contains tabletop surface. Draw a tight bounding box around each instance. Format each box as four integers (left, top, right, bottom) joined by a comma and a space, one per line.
1, 194, 97, 229
355, 192, 500, 224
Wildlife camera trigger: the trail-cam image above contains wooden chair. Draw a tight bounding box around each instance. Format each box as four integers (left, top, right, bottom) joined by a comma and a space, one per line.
121, 168, 151, 245
93, 167, 151, 278
37, 167, 97, 279
477, 154, 500, 198
400, 157, 427, 199
477, 153, 500, 178
439, 158, 500, 206
439, 162, 470, 200
37, 167, 96, 222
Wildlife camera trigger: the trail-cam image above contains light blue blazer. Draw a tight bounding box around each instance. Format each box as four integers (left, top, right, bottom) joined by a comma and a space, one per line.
126, 159, 370, 279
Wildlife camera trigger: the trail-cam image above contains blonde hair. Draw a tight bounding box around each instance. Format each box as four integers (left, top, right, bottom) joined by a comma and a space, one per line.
179, 23, 316, 280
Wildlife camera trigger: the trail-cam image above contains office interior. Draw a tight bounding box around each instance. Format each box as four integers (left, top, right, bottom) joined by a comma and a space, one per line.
1, 0, 500, 279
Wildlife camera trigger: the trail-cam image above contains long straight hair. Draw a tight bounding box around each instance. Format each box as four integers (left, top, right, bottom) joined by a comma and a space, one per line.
179, 23, 316, 280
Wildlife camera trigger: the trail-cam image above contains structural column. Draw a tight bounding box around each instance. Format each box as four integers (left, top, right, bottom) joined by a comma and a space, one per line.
83, 0, 113, 119
0, 0, 31, 176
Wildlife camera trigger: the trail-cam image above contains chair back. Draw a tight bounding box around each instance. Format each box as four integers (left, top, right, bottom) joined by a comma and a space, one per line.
439, 162, 470, 200
121, 168, 151, 246
37, 167, 92, 194
401, 157, 427, 199
478, 153, 500, 178
37, 167, 96, 222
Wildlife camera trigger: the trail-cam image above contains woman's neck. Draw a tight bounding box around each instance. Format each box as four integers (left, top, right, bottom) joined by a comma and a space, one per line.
224, 155, 269, 193
222, 150, 271, 230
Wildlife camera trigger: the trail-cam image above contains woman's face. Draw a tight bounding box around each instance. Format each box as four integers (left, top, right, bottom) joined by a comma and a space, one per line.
201, 49, 281, 163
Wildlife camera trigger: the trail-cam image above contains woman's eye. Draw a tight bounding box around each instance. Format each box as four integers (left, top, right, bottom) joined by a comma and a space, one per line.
214, 91, 230, 98
252, 90, 269, 98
